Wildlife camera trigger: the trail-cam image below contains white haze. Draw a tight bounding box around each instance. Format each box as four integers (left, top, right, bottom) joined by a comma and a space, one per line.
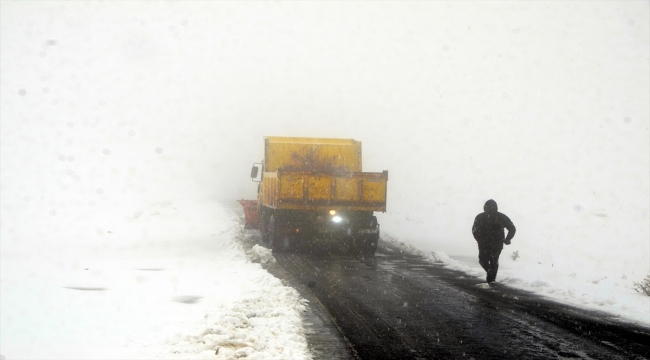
3, 1, 647, 255
1, 0, 648, 329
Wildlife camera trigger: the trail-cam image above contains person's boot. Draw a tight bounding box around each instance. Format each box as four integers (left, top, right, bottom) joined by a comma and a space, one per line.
486, 270, 495, 283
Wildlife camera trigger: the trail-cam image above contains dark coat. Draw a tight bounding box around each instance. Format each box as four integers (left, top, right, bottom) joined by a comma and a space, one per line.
472, 200, 516, 248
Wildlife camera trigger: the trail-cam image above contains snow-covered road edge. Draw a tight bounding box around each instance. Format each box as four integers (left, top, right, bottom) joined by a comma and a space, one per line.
170, 210, 312, 359
380, 232, 650, 328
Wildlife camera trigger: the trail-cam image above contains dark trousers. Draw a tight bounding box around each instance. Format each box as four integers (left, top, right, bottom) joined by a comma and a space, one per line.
477, 241, 503, 282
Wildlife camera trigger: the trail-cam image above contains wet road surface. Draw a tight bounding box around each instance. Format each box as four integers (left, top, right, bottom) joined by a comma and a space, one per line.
242, 230, 650, 359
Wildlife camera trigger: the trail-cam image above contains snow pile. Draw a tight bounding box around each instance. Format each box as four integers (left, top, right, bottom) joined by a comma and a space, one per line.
170, 275, 308, 359
428, 251, 452, 265
0, 199, 311, 359
249, 245, 276, 264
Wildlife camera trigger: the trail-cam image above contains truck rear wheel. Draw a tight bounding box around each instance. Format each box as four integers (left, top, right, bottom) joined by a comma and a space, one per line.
363, 236, 378, 256
260, 213, 270, 244
363, 216, 379, 255
268, 215, 279, 251
348, 237, 362, 255
269, 215, 291, 252
348, 237, 377, 256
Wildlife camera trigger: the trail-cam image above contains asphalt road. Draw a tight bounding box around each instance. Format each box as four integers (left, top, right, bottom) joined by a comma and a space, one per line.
249, 235, 650, 360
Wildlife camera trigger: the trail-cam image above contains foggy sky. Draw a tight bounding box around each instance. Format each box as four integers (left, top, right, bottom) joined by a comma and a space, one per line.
1, 1, 648, 257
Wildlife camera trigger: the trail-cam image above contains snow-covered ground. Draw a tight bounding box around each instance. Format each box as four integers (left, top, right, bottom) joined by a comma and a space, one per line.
381, 233, 650, 328
2, 197, 647, 359
0, 199, 311, 359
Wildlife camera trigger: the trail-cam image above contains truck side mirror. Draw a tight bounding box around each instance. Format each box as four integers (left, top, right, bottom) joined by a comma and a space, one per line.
250, 163, 262, 182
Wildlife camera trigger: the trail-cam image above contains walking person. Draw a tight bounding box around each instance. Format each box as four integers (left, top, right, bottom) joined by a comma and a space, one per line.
472, 199, 516, 284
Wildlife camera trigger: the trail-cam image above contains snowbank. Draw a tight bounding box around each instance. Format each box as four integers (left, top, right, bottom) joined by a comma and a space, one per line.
249, 245, 276, 265
0, 199, 311, 359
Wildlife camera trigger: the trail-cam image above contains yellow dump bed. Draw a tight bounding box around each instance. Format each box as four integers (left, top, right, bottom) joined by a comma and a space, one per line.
264, 137, 362, 172
260, 137, 387, 212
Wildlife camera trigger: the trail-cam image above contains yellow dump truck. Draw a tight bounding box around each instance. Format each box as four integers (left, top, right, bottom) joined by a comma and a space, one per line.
244, 136, 388, 254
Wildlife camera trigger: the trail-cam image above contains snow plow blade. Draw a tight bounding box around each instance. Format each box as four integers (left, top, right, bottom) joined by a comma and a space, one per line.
238, 200, 260, 229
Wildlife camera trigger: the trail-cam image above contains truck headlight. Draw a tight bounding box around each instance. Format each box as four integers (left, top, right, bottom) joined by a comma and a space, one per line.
332, 215, 342, 223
